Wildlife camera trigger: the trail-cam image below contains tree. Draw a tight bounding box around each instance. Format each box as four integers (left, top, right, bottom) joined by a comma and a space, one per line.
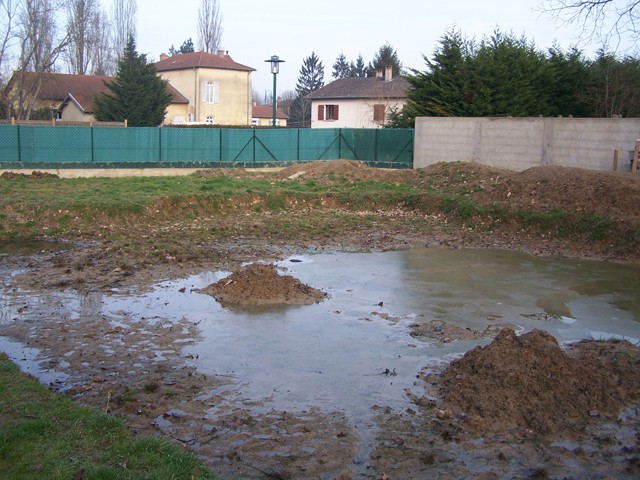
169, 38, 194, 56
94, 35, 171, 126
10, 0, 70, 119
402, 29, 577, 124
585, 49, 640, 117
111, 0, 136, 62
349, 54, 367, 77
332, 52, 350, 78
197, 0, 222, 53
367, 42, 402, 77
540, 0, 640, 47
0, 0, 19, 88
64, 0, 109, 75
289, 51, 324, 127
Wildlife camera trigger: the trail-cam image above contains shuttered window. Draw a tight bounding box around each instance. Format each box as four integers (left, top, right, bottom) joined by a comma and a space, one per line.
373, 104, 385, 122
318, 105, 325, 120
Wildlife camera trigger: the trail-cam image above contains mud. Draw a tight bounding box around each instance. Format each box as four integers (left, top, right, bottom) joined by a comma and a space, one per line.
2, 161, 640, 479
197, 263, 327, 308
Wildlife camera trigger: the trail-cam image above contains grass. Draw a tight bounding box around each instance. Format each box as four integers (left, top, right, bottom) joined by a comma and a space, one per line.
0, 171, 634, 253
0, 353, 217, 480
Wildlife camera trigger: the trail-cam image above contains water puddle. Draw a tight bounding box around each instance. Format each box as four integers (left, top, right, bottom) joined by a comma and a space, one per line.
0, 239, 70, 255
1, 247, 640, 472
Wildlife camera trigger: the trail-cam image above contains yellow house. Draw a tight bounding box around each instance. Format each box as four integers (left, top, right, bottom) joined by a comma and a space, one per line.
251, 104, 288, 127
156, 50, 255, 126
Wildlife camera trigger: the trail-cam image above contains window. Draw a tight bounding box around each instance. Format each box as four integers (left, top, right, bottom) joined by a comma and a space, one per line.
318, 104, 339, 121
202, 80, 220, 104
206, 116, 214, 124
373, 104, 386, 122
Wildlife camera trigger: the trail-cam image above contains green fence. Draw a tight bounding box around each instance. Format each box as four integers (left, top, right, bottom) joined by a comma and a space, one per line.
0, 125, 413, 169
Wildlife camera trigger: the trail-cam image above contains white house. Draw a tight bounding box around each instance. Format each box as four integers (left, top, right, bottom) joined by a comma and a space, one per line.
307, 66, 410, 129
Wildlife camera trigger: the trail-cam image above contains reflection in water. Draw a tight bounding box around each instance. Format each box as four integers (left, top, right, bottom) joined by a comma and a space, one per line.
1, 247, 640, 464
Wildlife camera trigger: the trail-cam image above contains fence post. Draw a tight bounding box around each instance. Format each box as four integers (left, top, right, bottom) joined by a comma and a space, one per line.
158, 127, 162, 163
374, 129, 379, 163
613, 149, 619, 171
90, 125, 94, 163
252, 129, 256, 163
297, 128, 300, 161
219, 128, 223, 162
338, 129, 342, 159
16, 124, 21, 162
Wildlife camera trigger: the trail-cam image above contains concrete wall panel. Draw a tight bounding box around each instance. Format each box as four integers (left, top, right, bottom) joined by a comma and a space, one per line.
415, 117, 640, 172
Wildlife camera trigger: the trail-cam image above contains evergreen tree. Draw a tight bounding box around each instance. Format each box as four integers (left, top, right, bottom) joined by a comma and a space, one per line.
332, 52, 351, 79
94, 35, 172, 126
289, 52, 324, 127
367, 43, 402, 77
169, 38, 195, 56
349, 55, 367, 77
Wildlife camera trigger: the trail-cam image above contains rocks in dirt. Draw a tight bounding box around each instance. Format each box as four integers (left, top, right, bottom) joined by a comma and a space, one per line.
437, 328, 640, 435
197, 263, 327, 307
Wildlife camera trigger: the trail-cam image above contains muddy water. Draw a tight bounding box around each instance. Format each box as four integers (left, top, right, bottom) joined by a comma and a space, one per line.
2, 247, 640, 474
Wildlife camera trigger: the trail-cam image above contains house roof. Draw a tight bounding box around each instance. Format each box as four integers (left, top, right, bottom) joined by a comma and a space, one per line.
252, 105, 288, 120
306, 77, 411, 100
156, 51, 255, 73
13, 71, 189, 113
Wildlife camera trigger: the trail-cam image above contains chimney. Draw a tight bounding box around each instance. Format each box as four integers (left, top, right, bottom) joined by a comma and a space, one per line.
159, 53, 169, 61
385, 65, 393, 82
216, 49, 229, 57
375, 69, 383, 78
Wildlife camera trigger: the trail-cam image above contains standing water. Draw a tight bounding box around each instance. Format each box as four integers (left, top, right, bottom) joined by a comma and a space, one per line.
2, 247, 640, 472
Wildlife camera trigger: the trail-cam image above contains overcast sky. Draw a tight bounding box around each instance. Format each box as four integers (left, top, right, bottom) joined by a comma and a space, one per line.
116, 0, 634, 96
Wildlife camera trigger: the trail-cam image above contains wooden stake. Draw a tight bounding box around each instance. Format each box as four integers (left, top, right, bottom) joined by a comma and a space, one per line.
632, 139, 640, 174
613, 149, 619, 171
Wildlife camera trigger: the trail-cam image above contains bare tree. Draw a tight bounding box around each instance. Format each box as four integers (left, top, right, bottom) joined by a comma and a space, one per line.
64, 0, 108, 74
541, 0, 640, 47
197, 0, 222, 53
0, 1, 19, 86
91, 5, 114, 75
111, 0, 136, 61
9, 0, 70, 119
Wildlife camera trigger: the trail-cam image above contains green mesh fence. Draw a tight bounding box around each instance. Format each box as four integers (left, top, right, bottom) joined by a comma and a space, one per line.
0, 125, 413, 169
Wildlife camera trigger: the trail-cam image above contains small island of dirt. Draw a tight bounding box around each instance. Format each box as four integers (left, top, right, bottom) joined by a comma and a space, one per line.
436, 328, 640, 435
197, 263, 327, 307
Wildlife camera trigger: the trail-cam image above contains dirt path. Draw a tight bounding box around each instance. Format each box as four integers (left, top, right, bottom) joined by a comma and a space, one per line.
1, 161, 640, 479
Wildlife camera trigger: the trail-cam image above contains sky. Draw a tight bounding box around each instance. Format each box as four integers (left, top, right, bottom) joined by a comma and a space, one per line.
113, 0, 635, 97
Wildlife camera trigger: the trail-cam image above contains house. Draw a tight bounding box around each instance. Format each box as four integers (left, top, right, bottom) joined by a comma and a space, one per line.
3, 71, 190, 123
252, 104, 288, 127
306, 66, 410, 128
155, 50, 255, 125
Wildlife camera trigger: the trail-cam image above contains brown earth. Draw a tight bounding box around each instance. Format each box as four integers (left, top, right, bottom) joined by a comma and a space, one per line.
2, 160, 640, 479
197, 263, 327, 308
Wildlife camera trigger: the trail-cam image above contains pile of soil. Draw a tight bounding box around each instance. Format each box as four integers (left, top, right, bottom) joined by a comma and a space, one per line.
438, 328, 640, 435
197, 263, 327, 307
1, 170, 59, 179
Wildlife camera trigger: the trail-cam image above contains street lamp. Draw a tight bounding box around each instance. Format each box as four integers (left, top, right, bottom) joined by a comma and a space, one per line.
264, 55, 285, 127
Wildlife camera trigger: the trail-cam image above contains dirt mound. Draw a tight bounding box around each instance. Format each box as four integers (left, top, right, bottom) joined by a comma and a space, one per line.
439, 328, 640, 435
197, 263, 326, 308
1, 170, 59, 179
489, 165, 640, 221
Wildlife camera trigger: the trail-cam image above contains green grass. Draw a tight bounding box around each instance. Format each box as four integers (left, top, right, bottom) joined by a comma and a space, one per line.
0, 353, 216, 480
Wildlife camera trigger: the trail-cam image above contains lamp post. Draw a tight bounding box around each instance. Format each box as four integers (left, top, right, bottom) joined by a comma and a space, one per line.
265, 55, 284, 127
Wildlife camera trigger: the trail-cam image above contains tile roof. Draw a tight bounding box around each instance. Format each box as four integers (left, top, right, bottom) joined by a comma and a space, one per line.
252, 105, 288, 119
306, 77, 411, 100
155, 51, 255, 73
15, 71, 188, 113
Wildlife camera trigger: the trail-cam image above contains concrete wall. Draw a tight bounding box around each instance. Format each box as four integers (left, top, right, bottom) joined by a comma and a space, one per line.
414, 117, 640, 172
